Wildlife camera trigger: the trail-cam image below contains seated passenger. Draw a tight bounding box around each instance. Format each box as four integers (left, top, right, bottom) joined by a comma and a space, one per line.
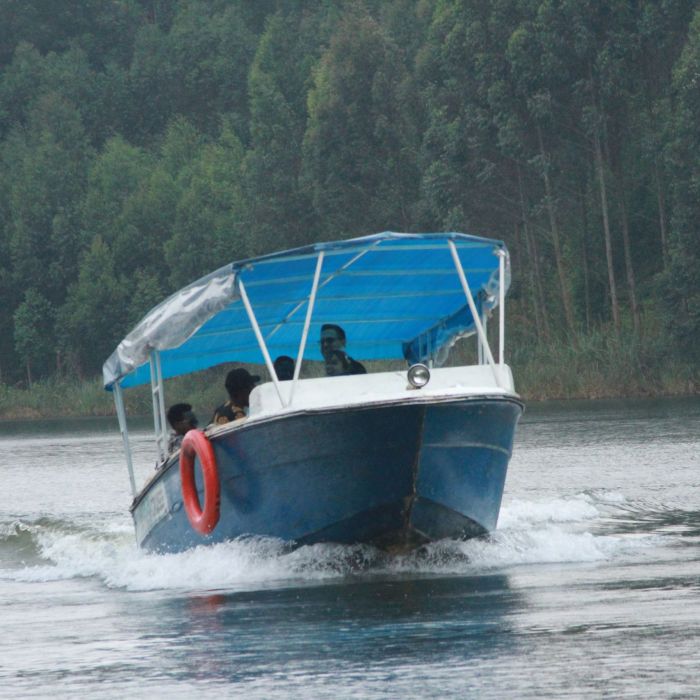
324, 350, 352, 377
166, 403, 198, 453
211, 368, 260, 425
273, 355, 295, 381
320, 323, 366, 375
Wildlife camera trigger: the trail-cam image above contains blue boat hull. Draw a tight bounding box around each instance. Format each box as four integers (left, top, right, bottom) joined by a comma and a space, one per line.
132, 396, 523, 553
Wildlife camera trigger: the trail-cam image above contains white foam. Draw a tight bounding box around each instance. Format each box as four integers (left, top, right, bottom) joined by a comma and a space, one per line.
3, 493, 665, 591
498, 494, 601, 529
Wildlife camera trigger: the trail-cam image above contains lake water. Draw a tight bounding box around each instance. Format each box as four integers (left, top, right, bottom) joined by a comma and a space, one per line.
1, 397, 699, 698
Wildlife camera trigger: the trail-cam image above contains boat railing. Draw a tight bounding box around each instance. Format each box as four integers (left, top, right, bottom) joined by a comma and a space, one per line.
247, 364, 515, 419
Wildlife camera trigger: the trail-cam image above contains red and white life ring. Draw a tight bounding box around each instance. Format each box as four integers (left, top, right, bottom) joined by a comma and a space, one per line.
179, 430, 220, 535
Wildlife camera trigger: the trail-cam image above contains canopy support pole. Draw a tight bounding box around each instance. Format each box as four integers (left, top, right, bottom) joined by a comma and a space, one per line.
289, 251, 324, 405
479, 307, 487, 365
498, 249, 505, 364
238, 279, 287, 408
150, 351, 168, 464
114, 382, 137, 498
448, 240, 501, 387
265, 241, 381, 342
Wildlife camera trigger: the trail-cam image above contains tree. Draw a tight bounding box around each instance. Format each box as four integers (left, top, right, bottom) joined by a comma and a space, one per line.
245, 6, 329, 254
58, 237, 128, 376
303, 8, 419, 236
663, 8, 700, 362
164, 119, 248, 288
6, 93, 92, 307
13, 288, 55, 386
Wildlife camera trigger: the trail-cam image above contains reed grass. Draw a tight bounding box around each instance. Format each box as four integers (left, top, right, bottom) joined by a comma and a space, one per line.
508, 329, 698, 400
0, 333, 696, 421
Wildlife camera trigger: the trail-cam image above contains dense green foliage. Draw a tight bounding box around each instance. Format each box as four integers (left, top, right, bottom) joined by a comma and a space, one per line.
0, 0, 698, 392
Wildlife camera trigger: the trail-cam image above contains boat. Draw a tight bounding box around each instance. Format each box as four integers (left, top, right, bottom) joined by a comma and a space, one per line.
103, 232, 523, 553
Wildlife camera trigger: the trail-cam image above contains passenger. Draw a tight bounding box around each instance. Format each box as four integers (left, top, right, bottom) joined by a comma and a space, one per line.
166, 403, 198, 453
324, 350, 352, 377
273, 355, 295, 381
211, 368, 260, 425
320, 323, 366, 375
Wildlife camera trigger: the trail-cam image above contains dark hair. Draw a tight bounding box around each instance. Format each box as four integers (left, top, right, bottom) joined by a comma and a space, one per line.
225, 368, 260, 396
273, 355, 295, 380
321, 323, 346, 341
167, 403, 193, 428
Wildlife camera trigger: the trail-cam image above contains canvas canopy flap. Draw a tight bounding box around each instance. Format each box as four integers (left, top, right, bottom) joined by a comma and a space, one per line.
102, 232, 510, 390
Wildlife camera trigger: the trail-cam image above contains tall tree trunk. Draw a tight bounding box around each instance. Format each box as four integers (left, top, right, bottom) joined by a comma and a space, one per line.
513, 220, 523, 275
517, 164, 549, 340
579, 187, 592, 333
588, 64, 620, 337
26, 359, 32, 389
536, 124, 575, 337
526, 226, 550, 341
617, 172, 641, 335
593, 124, 621, 337
653, 159, 669, 266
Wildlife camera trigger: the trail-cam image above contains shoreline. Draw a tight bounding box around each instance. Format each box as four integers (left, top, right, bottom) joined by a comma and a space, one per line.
0, 373, 697, 422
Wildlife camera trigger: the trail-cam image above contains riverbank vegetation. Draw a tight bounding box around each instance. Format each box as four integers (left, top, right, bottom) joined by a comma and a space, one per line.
1, 330, 695, 420
0, 1, 698, 411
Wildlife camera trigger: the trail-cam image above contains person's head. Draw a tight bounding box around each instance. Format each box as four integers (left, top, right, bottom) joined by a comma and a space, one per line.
320, 323, 346, 359
167, 403, 198, 435
324, 349, 351, 377
273, 355, 295, 381
225, 368, 260, 406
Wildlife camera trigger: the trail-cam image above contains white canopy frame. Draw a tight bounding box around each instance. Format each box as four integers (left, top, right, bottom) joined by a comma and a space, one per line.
113, 382, 137, 498
448, 240, 502, 388
290, 251, 325, 404
238, 278, 287, 408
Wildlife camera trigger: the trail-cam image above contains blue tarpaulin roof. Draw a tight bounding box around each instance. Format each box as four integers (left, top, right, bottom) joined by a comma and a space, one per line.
103, 232, 509, 389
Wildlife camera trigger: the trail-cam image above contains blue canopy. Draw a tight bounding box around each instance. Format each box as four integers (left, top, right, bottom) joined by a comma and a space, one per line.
103, 232, 509, 390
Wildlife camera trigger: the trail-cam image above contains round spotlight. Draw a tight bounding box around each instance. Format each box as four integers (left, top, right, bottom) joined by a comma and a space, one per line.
407, 363, 431, 389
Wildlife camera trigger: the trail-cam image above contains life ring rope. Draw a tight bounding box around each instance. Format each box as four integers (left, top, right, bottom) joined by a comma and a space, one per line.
179, 430, 220, 535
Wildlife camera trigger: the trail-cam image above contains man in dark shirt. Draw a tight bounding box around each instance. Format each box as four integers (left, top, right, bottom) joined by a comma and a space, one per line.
211, 368, 260, 425
320, 323, 366, 375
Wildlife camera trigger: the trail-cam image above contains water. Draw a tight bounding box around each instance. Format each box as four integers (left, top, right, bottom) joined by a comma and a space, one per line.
1, 398, 699, 698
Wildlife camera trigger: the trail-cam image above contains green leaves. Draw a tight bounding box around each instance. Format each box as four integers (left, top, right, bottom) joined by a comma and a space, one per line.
0, 0, 697, 385
13, 288, 55, 385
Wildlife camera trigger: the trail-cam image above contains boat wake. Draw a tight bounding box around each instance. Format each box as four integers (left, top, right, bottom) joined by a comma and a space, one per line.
0, 492, 676, 592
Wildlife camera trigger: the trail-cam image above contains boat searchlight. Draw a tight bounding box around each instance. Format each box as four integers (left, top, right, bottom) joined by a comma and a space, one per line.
407, 363, 431, 389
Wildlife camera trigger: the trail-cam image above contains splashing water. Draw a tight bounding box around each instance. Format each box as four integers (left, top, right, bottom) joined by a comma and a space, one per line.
0, 491, 668, 593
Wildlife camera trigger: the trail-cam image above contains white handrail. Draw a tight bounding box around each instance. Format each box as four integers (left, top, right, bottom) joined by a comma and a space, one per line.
290, 251, 324, 404
149, 351, 168, 463
113, 382, 137, 497
448, 240, 501, 387
238, 278, 286, 408
498, 249, 505, 364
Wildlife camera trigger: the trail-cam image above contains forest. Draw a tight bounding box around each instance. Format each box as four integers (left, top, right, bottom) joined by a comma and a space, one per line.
0, 0, 698, 401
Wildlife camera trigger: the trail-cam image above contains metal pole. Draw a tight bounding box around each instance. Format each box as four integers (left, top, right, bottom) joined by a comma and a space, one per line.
480, 307, 487, 365
155, 351, 167, 453
114, 382, 137, 498
290, 251, 324, 405
265, 241, 380, 342
498, 249, 505, 365
448, 240, 501, 386
238, 278, 287, 408
149, 351, 167, 463
149, 353, 163, 463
